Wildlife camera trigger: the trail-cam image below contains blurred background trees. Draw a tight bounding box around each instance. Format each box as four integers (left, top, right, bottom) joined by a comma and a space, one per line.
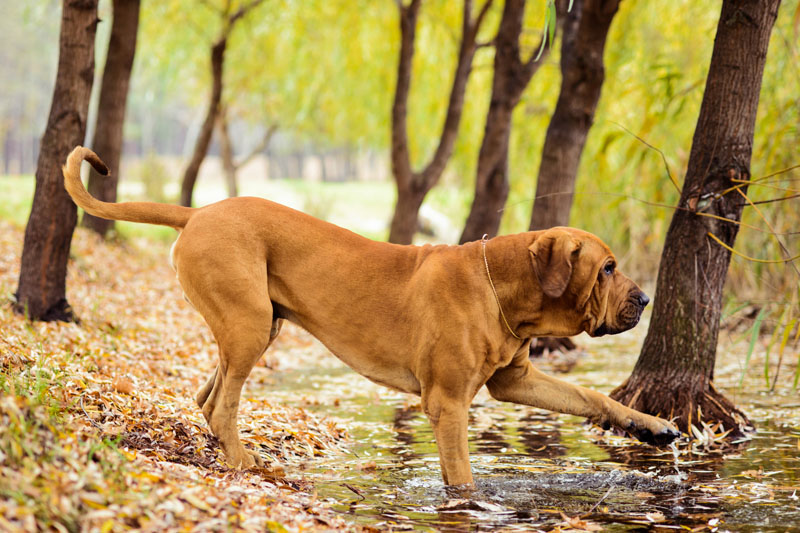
459, 0, 562, 243
387, 0, 492, 244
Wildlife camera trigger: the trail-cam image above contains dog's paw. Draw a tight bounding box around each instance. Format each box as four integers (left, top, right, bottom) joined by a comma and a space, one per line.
245, 448, 265, 468
225, 446, 264, 469
625, 419, 680, 446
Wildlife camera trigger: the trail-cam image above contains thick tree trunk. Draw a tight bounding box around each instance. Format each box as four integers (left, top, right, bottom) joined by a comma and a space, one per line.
610, 0, 781, 436
14, 0, 99, 322
388, 0, 491, 244
180, 37, 226, 207
83, 0, 140, 237
529, 0, 618, 230
459, 0, 556, 243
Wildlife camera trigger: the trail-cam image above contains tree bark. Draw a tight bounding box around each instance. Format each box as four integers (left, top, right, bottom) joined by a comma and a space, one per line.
14, 0, 99, 322
459, 0, 559, 243
610, 0, 781, 436
388, 0, 492, 244
180, 37, 226, 207
529, 0, 619, 231
83, 0, 140, 237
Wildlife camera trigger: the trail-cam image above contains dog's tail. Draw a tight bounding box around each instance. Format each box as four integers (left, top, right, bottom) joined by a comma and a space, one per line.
63, 146, 194, 229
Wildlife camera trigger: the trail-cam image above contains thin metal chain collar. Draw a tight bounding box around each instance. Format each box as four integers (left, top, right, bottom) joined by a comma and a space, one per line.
481, 235, 522, 340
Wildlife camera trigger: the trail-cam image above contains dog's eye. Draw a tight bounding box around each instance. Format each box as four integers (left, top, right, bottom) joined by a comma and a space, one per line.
604, 263, 615, 275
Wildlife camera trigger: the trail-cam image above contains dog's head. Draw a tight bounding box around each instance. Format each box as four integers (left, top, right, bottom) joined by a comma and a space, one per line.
528, 227, 649, 338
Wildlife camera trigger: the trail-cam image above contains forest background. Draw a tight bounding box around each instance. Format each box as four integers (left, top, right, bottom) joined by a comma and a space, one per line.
1, 0, 797, 308
1, 1, 799, 530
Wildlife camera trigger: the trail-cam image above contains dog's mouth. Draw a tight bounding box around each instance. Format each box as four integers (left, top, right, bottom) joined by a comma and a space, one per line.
592, 302, 644, 337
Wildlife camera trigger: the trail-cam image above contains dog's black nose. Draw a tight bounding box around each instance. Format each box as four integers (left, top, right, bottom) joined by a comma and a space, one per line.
637, 292, 650, 307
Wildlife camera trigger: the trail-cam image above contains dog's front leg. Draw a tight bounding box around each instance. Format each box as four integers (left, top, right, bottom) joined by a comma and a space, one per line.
423, 387, 473, 487
486, 358, 680, 445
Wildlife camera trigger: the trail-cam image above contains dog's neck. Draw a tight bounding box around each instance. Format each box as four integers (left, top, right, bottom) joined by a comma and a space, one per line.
482, 235, 521, 340
480, 233, 545, 340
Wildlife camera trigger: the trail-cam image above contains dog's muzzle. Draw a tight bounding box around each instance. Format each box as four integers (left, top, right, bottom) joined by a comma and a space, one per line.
592, 291, 649, 337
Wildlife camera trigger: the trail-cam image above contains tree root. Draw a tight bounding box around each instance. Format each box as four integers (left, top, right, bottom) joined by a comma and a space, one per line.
12, 297, 80, 324
610, 376, 752, 438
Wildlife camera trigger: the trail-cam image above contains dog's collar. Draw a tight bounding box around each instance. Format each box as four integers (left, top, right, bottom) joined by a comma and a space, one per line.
481, 235, 522, 341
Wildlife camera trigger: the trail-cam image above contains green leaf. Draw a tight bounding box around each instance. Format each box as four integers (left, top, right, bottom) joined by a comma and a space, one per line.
738, 307, 767, 389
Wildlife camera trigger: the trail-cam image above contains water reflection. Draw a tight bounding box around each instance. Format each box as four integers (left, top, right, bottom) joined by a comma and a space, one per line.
518, 412, 567, 459
267, 365, 800, 531
391, 404, 422, 458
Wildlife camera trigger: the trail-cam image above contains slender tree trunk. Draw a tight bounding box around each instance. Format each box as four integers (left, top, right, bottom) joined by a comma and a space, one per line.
391, 184, 427, 243
387, 0, 421, 244
529, 0, 618, 230
459, 0, 558, 243
217, 109, 275, 198
388, 0, 492, 244
459, 120, 512, 243
610, 0, 781, 435
83, 0, 140, 237
178, 0, 264, 207
217, 106, 238, 197
180, 37, 226, 207
14, 0, 99, 322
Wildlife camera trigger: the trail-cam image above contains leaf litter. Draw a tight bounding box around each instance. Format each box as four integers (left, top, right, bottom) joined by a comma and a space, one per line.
0, 221, 353, 532
2, 218, 799, 531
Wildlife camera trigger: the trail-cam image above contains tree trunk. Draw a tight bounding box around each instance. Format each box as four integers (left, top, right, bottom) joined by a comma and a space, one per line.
217, 106, 238, 197
217, 111, 275, 197
389, 184, 427, 245
459, 0, 557, 243
14, 0, 99, 322
388, 0, 492, 244
459, 120, 511, 243
610, 0, 781, 436
529, 0, 618, 230
82, 0, 140, 237
387, 0, 419, 243
180, 37, 226, 207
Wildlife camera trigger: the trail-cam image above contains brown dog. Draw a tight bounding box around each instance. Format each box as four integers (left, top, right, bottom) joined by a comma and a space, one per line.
63, 146, 679, 486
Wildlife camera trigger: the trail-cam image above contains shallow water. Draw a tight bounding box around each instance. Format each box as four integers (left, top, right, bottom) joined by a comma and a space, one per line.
258, 332, 800, 532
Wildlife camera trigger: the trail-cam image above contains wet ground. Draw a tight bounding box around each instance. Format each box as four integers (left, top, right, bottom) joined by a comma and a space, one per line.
254, 325, 800, 531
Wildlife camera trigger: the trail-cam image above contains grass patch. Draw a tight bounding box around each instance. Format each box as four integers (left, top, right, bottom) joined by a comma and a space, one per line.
0, 175, 35, 227
0, 353, 131, 532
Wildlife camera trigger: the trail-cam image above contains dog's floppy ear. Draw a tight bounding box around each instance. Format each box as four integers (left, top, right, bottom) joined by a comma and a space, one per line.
529, 229, 581, 298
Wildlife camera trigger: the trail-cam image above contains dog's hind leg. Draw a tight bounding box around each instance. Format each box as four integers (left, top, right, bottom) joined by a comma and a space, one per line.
176, 256, 279, 469
196, 365, 218, 409
196, 318, 282, 411
200, 309, 278, 468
